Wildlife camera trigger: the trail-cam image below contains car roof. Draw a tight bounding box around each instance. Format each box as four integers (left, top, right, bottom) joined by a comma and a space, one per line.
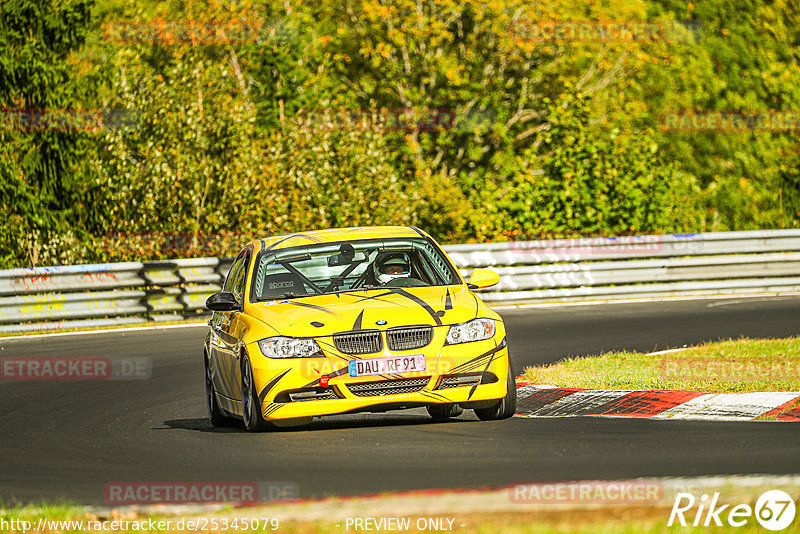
247, 226, 428, 253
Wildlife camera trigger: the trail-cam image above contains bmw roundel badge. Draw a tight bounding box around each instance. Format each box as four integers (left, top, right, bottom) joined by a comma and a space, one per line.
376, 320, 388, 326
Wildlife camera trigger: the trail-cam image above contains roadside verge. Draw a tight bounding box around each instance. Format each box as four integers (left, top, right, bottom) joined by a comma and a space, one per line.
515, 337, 800, 421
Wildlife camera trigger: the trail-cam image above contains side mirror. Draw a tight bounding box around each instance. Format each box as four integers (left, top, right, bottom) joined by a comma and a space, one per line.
466, 268, 500, 290
206, 291, 239, 312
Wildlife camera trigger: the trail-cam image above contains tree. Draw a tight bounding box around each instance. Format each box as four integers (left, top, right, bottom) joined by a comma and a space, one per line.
0, 0, 96, 266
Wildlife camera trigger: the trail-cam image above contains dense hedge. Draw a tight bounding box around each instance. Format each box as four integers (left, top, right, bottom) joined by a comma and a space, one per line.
1, 0, 799, 267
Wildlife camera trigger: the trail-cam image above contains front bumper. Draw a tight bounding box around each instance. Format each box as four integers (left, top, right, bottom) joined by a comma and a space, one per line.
246, 332, 510, 421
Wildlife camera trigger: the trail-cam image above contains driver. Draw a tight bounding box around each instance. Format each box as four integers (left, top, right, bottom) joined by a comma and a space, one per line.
372, 253, 411, 285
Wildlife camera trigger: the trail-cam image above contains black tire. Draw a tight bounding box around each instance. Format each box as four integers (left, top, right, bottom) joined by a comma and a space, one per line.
474, 361, 517, 421
241, 352, 272, 432
205, 354, 239, 427
426, 403, 464, 420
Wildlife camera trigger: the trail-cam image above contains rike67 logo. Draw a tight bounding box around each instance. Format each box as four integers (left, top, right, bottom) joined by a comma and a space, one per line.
669, 490, 796, 530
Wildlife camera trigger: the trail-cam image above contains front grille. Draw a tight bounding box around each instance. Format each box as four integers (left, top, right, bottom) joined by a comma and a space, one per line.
386, 326, 433, 351
288, 389, 338, 402
275, 387, 340, 403
347, 377, 431, 397
436, 373, 484, 390
333, 330, 382, 354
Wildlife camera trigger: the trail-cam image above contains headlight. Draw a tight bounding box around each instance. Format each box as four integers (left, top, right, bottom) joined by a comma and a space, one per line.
258, 337, 322, 358
445, 318, 496, 345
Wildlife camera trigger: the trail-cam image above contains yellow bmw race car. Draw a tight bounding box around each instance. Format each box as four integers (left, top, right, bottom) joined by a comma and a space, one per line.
203, 226, 516, 431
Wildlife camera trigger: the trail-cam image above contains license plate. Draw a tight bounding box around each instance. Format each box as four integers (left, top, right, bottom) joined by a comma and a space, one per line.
348, 355, 426, 377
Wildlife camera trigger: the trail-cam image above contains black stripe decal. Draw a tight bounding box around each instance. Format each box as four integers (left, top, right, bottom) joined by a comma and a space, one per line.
258, 369, 292, 404
265, 235, 296, 251
295, 233, 323, 243
468, 341, 500, 400
318, 340, 356, 362
455, 356, 493, 373
449, 338, 507, 374
287, 300, 337, 316
386, 288, 443, 326
262, 404, 283, 418
266, 233, 325, 251
422, 390, 450, 402
354, 291, 396, 302
352, 310, 364, 330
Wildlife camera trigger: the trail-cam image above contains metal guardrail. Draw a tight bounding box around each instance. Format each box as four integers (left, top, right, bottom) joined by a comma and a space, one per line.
0, 259, 233, 333
1, 230, 799, 333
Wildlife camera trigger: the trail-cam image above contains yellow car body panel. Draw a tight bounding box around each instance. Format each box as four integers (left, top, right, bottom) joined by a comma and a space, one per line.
204, 226, 512, 425
252, 226, 423, 252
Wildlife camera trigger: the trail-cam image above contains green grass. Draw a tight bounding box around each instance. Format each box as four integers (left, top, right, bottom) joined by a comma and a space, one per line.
521, 337, 800, 393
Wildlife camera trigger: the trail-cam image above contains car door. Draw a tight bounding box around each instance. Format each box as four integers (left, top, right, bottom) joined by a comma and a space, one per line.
221, 248, 254, 409
209, 250, 249, 413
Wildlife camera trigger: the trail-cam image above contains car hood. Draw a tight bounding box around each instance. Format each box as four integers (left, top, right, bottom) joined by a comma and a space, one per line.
245, 285, 478, 337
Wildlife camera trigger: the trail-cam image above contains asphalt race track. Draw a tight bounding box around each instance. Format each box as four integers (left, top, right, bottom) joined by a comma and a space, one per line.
1, 297, 799, 505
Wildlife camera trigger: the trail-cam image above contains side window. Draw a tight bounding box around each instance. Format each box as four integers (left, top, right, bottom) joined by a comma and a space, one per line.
232, 251, 250, 303
223, 255, 244, 294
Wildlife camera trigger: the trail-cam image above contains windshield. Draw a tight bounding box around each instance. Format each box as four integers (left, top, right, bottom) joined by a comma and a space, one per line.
250, 237, 461, 302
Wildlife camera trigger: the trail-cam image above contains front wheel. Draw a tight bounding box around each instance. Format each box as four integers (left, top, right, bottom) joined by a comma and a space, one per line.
474, 362, 517, 421
241, 352, 272, 432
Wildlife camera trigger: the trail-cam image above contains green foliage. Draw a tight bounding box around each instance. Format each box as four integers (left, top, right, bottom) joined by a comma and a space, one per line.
648, 0, 800, 229
473, 90, 700, 240
0, 0, 96, 266
1, 0, 798, 267
95, 49, 262, 235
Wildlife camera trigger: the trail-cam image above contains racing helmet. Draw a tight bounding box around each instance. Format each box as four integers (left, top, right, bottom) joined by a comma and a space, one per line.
373, 253, 411, 284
